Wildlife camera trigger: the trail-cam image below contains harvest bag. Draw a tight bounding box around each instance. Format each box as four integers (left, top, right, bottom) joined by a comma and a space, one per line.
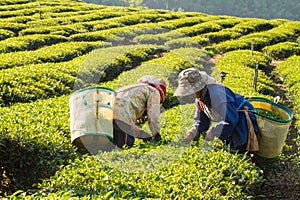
247, 97, 293, 158
69, 86, 116, 154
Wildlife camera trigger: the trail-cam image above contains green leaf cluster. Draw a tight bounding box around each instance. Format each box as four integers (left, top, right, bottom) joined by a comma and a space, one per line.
26, 146, 261, 199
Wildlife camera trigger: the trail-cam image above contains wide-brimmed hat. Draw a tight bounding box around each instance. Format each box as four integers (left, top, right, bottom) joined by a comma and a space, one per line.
174, 68, 212, 97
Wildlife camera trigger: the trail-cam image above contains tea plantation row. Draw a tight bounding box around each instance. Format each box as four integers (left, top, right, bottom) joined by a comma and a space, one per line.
5, 47, 270, 199
0, 0, 299, 198
14, 47, 297, 199
274, 55, 300, 154
0, 45, 166, 106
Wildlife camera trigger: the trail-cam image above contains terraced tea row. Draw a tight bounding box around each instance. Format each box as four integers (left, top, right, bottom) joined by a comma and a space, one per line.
0, 34, 67, 53
0, 0, 299, 198
274, 55, 300, 155
0, 46, 212, 196
0, 41, 108, 69
3, 46, 265, 198
0, 45, 166, 106
216, 21, 300, 53
213, 50, 274, 97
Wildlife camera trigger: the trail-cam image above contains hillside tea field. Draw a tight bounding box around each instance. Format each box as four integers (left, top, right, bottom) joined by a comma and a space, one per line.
0, 0, 299, 199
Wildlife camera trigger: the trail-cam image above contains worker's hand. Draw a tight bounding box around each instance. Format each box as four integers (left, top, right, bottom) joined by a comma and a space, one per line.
183, 131, 196, 142
153, 132, 161, 141
142, 133, 161, 142
205, 130, 214, 141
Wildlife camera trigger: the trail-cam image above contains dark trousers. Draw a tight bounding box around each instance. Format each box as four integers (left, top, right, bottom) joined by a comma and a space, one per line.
113, 119, 135, 148
235, 143, 247, 154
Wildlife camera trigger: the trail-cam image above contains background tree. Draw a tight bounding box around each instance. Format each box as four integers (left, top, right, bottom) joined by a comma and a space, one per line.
83, 0, 300, 21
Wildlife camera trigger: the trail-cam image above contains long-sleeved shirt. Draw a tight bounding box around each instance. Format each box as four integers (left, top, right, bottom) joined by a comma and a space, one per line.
192, 84, 258, 148
113, 83, 161, 138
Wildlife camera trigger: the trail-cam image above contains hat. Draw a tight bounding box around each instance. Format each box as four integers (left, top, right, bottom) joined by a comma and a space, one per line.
174, 68, 208, 97
199, 71, 217, 85
137, 75, 167, 102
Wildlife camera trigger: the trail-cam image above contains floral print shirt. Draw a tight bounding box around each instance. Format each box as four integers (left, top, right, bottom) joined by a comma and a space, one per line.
113, 83, 161, 138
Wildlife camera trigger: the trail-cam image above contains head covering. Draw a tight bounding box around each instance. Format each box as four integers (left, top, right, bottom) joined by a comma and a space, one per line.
174, 68, 216, 97
137, 75, 167, 102
199, 71, 216, 85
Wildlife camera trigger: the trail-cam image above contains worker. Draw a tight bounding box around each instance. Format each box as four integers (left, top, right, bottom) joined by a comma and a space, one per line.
113, 75, 167, 148
174, 68, 259, 154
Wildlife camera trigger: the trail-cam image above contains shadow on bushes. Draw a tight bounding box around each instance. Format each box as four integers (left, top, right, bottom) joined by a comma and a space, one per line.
0, 136, 77, 196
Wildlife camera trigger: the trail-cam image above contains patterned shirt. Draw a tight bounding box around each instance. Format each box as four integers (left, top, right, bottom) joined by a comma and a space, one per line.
113, 83, 161, 138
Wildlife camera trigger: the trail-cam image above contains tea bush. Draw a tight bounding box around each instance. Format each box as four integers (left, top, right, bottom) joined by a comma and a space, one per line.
157, 15, 209, 29
176, 21, 223, 37
0, 0, 33, 6
70, 23, 166, 42
131, 15, 233, 46
0, 41, 110, 69
20, 20, 99, 36
0, 45, 165, 106
26, 145, 262, 199
0, 22, 26, 34
216, 21, 300, 53
0, 29, 15, 40
0, 34, 68, 53
26, 10, 123, 27
201, 30, 241, 44
0, 7, 36, 18
165, 37, 201, 50
0, 56, 86, 106
212, 50, 274, 96
274, 55, 300, 158
0, 15, 35, 24
133, 31, 185, 45
262, 41, 300, 59
76, 45, 167, 88
225, 18, 277, 36
0, 95, 78, 194
191, 36, 210, 46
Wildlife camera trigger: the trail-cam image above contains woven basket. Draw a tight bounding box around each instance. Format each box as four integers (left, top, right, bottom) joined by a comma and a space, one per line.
247, 97, 293, 158
69, 86, 116, 154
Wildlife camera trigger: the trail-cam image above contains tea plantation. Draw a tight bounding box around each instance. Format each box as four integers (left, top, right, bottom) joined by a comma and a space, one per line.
0, 0, 299, 199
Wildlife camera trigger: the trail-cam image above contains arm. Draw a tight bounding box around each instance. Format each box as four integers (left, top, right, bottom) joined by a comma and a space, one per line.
146, 90, 161, 138
187, 101, 211, 141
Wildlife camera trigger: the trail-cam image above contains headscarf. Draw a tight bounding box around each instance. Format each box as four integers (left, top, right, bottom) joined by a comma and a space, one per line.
137, 75, 167, 102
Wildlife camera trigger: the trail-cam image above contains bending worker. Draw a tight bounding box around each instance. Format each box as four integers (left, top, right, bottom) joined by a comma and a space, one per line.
174, 68, 259, 153
113, 75, 167, 148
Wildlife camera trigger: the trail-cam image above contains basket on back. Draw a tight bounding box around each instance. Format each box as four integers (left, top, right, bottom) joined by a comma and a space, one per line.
247, 97, 293, 158
69, 86, 116, 154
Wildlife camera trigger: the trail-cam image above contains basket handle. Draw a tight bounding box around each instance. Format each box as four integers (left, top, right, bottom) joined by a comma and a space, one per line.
273, 96, 280, 104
